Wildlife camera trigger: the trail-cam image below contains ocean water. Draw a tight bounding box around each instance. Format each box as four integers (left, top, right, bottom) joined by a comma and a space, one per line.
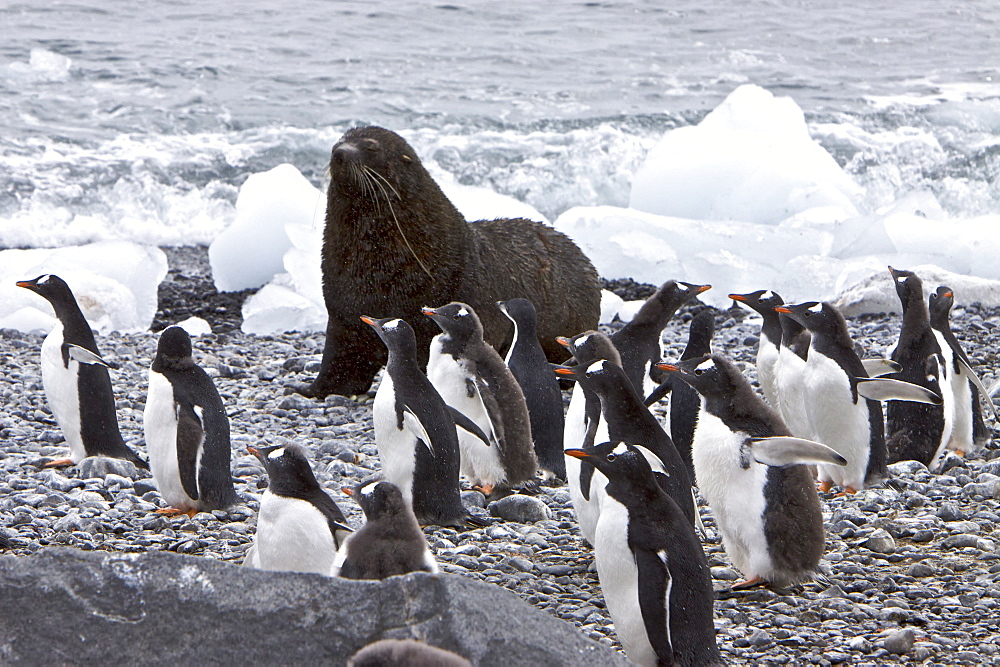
2, 0, 998, 249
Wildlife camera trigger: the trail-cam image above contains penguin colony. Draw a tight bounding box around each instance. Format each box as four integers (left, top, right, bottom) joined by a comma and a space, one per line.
14, 261, 995, 663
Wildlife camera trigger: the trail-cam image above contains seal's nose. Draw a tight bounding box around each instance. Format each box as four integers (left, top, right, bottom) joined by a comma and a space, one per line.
331, 140, 360, 165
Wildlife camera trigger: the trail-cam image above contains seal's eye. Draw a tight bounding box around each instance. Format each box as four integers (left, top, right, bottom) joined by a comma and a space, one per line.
401, 154, 413, 163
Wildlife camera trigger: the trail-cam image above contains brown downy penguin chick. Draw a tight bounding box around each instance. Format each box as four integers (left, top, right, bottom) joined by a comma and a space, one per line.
302, 125, 600, 398
659, 355, 847, 589
347, 639, 471, 667
424, 302, 537, 497
610, 280, 711, 398
333, 479, 438, 580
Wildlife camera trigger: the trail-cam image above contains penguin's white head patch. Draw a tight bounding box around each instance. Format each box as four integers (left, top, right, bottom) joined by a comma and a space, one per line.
267, 447, 286, 461
611, 443, 629, 456
586, 360, 607, 374
761, 290, 774, 300
808, 303, 823, 314
576, 333, 592, 347
896, 276, 908, 284
383, 319, 403, 331
360, 481, 380, 497
38, 274, 54, 285
456, 306, 469, 317
695, 358, 715, 373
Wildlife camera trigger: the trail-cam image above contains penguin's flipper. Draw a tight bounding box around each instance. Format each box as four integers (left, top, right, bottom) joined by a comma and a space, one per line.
400, 405, 435, 456
855, 377, 942, 405
956, 357, 999, 420
468, 377, 504, 447
447, 406, 492, 447
330, 540, 349, 578
175, 403, 205, 501
635, 548, 674, 665
308, 488, 353, 548
747, 436, 848, 468
861, 358, 901, 377
643, 377, 674, 407
63, 343, 114, 368
242, 542, 260, 568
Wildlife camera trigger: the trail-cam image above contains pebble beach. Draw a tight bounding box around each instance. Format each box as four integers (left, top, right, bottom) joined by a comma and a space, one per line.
3, 246, 1000, 664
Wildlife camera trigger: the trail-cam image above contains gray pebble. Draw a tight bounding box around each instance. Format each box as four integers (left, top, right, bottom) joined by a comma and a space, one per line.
883, 628, 916, 655
488, 495, 551, 523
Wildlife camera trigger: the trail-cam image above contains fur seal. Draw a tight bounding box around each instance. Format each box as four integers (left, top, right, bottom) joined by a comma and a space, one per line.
301, 125, 601, 398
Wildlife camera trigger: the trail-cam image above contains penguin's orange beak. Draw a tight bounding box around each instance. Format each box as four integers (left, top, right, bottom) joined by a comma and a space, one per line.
553, 366, 577, 378
564, 449, 590, 461
556, 336, 571, 348
247, 446, 259, 457
15, 280, 33, 289
943, 291, 954, 298
655, 363, 679, 372
729, 293, 747, 301
342, 486, 355, 497
694, 284, 712, 294
774, 306, 792, 314
421, 307, 437, 316
359, 315, 375, 326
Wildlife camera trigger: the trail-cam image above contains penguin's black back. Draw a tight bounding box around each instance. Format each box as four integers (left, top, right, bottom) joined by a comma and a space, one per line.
886, 271, 945, 465
669, 310, 715, 481
501, 298, 565, 479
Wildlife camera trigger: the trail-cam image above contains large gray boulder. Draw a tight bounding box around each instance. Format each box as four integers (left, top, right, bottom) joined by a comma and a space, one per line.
0, 548, 626, 665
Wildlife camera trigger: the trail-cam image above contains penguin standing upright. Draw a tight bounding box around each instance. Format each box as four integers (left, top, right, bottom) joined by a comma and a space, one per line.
565, 443, 721, 667
361, 316, 477, 527
555, 359, 697, 527
729, 289, 785, 408
16, 274, 146, 469
659, 355, 847, 589
498, 298, 566, 480
245, 444, 351, 575
144, 325, 236, 516
332, 479, 438, 580
424, 302, 537, 496
929, 285, 996, 459
644, 309, 716, 481
556, 330, 619, 545
775, 302, 887, 493
884, 267, 948, 466
611, 280, 711, 397
774, 311, 813, 439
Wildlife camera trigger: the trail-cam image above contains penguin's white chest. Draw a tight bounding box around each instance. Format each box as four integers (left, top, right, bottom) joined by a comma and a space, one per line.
253, 490, 335, 575
691, 409, 771, 578
372, 374, 417, 506
563, 385, 607, 546
594, 498, 657, 667
40, 324, 85, 462
757, 336, 780, 408
775, 350, 810, 439
803, 351, 870, 488
144, 370, 198, 510
426, 338, 505, 486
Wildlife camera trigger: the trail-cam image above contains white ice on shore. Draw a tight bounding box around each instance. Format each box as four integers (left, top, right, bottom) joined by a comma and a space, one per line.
0, 242, 167, 334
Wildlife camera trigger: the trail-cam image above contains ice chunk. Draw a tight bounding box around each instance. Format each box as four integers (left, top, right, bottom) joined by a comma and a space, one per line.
599, 290, 625, 324
209, 164, 324, 292
834, 265, 1000, 316
629, 84, 861, 225
0, 242, 167, 334
175, 317, 212, 336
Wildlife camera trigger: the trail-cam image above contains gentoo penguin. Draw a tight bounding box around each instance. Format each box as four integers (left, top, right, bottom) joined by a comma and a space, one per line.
644, 309, 716, 481
144, 326, 236, 516
565, 443, 721, 667
774, 311, 813, 439
498, 298, 566, 480
729, 289, 784, 408
423, 302, 537, 496
610, 280, 711, 397
929, 285, 996, 460
775, 301, 887, 493
659, 356, 847, 589
556, 330, 619, 545
347, 639, 471, 667
361, 315, 481, 527
244, 444, 351, 575
16, 274, 146, 469
883, 267, 948, 466
332, 479, 438, 580
554, 359, 697, 527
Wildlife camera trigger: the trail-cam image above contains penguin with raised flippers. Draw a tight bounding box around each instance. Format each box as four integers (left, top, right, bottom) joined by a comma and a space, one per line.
611, 280, 711, 397
499, 298, 566, 481
554, 359, 697, 528
144, 325, 236, 517
566, 443, 722, 667
424, 302, 537, 497
244, 444, 351, 575
17, 274, 146, 469
332, 479, 438, 580
883, 267, 948, 466
556, 330, 619, 545
659, 355, 847, 589
929, 285, 996, 461
362, 315, 488, 527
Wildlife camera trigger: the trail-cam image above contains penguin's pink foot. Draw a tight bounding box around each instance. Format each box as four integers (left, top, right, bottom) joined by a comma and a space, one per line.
834, 487, 858, 497
472, 484, 494, 496
43, 458, 74, 468
730, 576, 765, 591
817, 480, 833, 493
955, 449, 966, 458
155, 507, 198, 519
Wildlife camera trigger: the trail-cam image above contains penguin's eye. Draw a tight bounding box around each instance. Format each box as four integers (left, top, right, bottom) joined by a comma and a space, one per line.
694, 369, 704, 376
606, 453, 617, 462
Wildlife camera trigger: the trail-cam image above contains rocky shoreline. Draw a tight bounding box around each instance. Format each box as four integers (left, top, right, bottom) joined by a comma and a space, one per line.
2, 245, 1000, 664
